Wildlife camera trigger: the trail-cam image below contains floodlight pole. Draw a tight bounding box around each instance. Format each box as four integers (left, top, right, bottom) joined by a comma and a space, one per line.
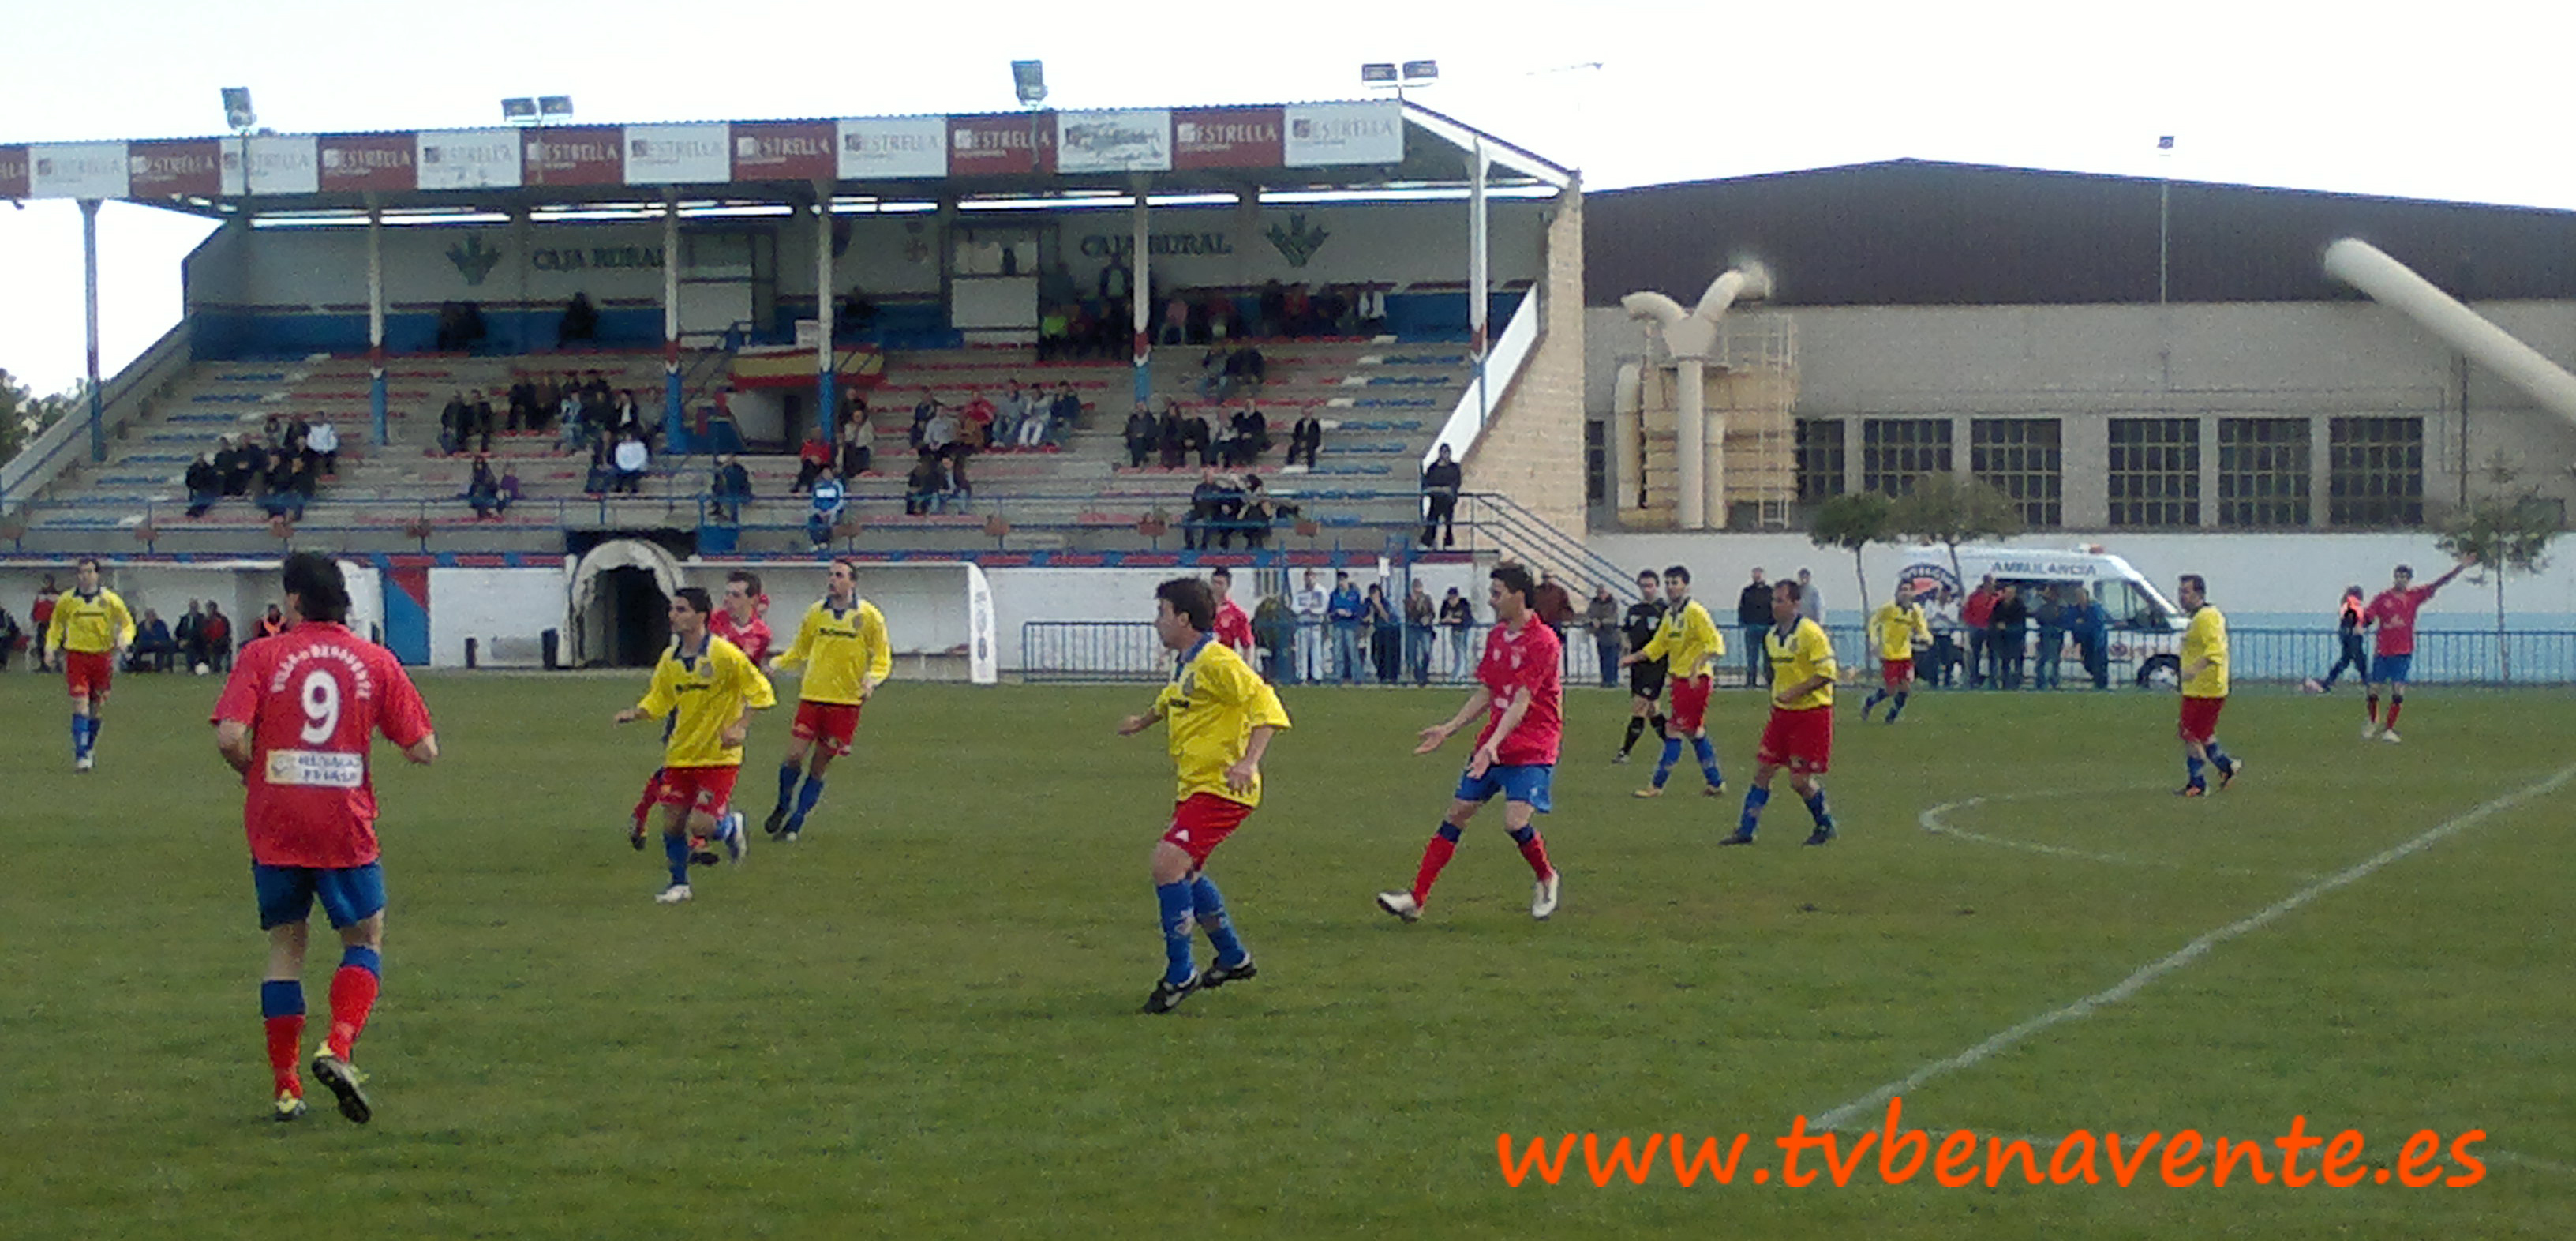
367, 198, 388, 446
80, 200, 103, 463
814, 182, 837, 441
1132, 174, 1152, 408
661, 189, 683, 446
1467, 137, 1490, 428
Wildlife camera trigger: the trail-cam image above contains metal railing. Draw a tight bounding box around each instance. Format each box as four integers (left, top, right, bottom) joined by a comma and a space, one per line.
1, 319, 197, 512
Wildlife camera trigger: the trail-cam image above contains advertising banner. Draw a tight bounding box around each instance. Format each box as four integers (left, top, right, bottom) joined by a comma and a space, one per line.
732, 120, 836, 182
28, 141, 130, 199
416, 129, 523, 190
623, 122, 731, 186
319, 133, 418, 193
126, 138, 223, 197
222, 134, 319, 195
523, 126, 624, 187
946, 114, 1054, 178
1055, 109, 1170, 174
837, 115, 948, 180
1173, 107, 1284, 171
1283, 101, 1404, 167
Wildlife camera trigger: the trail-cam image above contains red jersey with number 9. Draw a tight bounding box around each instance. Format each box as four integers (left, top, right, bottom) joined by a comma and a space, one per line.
212, 621, 435, 869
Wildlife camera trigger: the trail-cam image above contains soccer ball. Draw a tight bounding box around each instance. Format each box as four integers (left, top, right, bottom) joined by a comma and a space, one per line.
194, 662, 211, 676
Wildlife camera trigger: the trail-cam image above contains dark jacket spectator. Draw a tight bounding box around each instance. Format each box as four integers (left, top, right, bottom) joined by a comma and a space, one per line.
174, 602, 204, 669
710, 455, 751, 523
1287, 414, 1323, 468
468, 455, 508, 519
131, 610, 176, 673
560, 292, 600, 345
905, 454, 945, 516
200, 605, 234, 671
1987, 586, 2031, 689
185, 453, 222, 516
1123, 409, 1158, 469
1421, 444, 1463, 548
0, 606, 21, 672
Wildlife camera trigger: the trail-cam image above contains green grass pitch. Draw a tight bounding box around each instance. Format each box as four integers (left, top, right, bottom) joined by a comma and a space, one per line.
0, 670, 2567, 1238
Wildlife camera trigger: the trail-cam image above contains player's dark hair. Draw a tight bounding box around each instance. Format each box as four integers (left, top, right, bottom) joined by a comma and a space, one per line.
2344, 584, 2363, 598
2394, 564, 2414, 577
1155, 576, 1215, 632
2180, 573, 2207, 595
1637, 568, 1658, 583
1210, 565, 1232, 584
77, 556, 99, 572
281, 552, 350, 624
673, 587, 714, 617
725, 568, 762, 599
1776, 579, 1803, 604
1490, 561, 1535, 606
1664, 564, 1690, 583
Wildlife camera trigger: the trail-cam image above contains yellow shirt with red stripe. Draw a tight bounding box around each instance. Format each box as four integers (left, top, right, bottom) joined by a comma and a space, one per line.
635, 634, 777, 767
2182, 604, 2230, 699
1870, 600, 1931, 662
46, 587, 136, 655
1639, 597, 1724, 679
773, 597, 893, 707
1766, 617, 1838, 710
1153, 636, 1290, 808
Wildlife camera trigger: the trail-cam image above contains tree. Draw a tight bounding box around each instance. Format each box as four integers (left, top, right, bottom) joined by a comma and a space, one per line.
1810, 491, 1896, 614
2435, 489, 2562, 683
0, 369, 78, 464
1889, 472, 2025, 585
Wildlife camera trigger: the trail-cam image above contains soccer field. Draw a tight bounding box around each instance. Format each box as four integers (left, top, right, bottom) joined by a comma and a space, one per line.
1, 671, 2568, 1239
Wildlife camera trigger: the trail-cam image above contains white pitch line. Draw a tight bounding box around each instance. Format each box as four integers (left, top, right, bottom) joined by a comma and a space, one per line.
1921, 789, 2317, 880
1818, 760, 2576, 1132
2491, 1149, 2576, 1176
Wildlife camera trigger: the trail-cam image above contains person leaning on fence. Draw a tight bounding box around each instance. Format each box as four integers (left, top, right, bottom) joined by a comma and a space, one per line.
1439, 586, 1475, 677
2032, 585, 2068, 691
1405, 579, 1438, 687
1986, 583, 2028, 690
2065, 586, 2110, 689
1328, 572, 1366, 684
1366, 583, 1401, 683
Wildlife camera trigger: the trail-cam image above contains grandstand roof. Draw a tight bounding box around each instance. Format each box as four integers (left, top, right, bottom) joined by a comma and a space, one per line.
1585, 159, 2576, 308
0, 102, 1570, 220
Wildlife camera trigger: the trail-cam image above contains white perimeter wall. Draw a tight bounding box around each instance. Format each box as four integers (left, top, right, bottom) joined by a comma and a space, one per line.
0, 561, 381, 657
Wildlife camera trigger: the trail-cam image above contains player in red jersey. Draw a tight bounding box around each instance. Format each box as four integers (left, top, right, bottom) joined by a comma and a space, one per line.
212, 553, 438, 1125
2361, 559, 2466, 744
1377, 562, 1563, 923
629, 570, 772, 858
1210, 566, 1257, 663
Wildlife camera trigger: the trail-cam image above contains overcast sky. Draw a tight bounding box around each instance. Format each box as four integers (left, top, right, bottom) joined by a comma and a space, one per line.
6, 0, 2575, 395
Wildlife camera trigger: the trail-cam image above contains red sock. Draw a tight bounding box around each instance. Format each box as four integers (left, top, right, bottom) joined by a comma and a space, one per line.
328, 967, 380, 1060
265, 1014, 305, 1095
2384, 699, 2402, 730
1411, 836, 1457, 905
2367, 695, 2379, 724
1515, 830, 1554, 880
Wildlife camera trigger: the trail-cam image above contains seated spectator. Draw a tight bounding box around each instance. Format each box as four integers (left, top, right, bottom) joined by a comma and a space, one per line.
559, 291, 600, 345
613, 390, 648, 447
1288, 413, 1323, 468
259, 450, 309, 521
1184, 467, 1245, 550
1184, 411, 1215, 467
215, 434, 260, 496
1157, 406, 1188, 470
498, 466, 522, 513
1032, 382, 1080, 448
1037, 304, 1073, 362
709, 454, 752, 523
959, 390, 997, 450
610, 432, 650, 495
1236, 343, 1267, 390
185, 452, 222, 517
130, 609, 176, 673
940, 452, 972, 512
198, 603, 233, 671
840, 402, 875, 477
1233, 403, 1271, 461
792, 426, 833, 494
921, 405, 959, 461
1239, 474, 1294, 551
466, 455, 506, 519
304, 418, 339, 478
806, 470, 845, 547
993, 381, 1029, 448
1123, 407, 1158, 468
909, 391, 938, 449
1199, 347, 1230, 400
904, 452, 943, 516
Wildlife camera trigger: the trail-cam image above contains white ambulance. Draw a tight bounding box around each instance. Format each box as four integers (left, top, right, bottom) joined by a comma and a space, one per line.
1893, 547, 2190, 688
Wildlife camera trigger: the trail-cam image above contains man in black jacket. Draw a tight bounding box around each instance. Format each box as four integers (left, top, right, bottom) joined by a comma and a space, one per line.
1988, 583, 2031, 690
1735, 568, 1773, 688
1419, 444, 1462, 548
185, 452, 223, 516
1123, 407, 1158, 468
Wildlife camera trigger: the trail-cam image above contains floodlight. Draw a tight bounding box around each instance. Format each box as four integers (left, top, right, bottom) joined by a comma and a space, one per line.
502, 97, 539, 124
1401, 60, 1439, 82
1361, 63, 1398, 84
221, 88, 256, 133
1011, 60, 1047, 107
540, 96, 575, 118
2158, 134, 2175, 151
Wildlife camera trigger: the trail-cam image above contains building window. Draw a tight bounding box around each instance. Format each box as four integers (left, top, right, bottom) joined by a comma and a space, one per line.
2329, 416, 2424, 527
1584, 419, 1606, 507
2218, 417, 2312, 527
1861, 418, 1953, 497
1970, 418, 2062, 527
2106, 417, 2201, 527
1795, 418, 1844, 501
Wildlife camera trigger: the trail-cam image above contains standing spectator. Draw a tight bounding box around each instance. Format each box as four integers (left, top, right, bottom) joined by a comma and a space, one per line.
1960, 576, 2000, 688
2306, 586, 2371, 693
840, 402, 874, 478
1327, 571, 1366, 684
1926, 587, 1962, 688
1123, 407, 1158, 468
1795, 568, 1823, 627
0, 604, 19, 672
1735, 568, 1773, 688
1585, 585, 1622, 688
1987, 583, 2029, 690
1365, 583, 1400, 683
2065, 586, 2110, 689
305, 420, 340, 478
466, 389, 496, 454
1287, 412, 1322, 469
175, 600, 205, 670
792, 426, 833, 495
1291, 568, 1329, 685
201, 602, 234, 672
1530, 571, 1575, 644
1159, 291, 1190, 346
709, 454, 751, 523
1420, 444, 1462, 549
2032, 586, 2068, 691
1252, 592, 1294, 684
1437, 586, 1474, 679
1404, 579, 1437, 686
31, 576, 59, 673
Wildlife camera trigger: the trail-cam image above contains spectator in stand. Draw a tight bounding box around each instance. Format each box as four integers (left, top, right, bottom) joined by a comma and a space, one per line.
1185, 407, 1216, 467
1257, 280, 1287, 339
1183, 467, 1244, 551
708, 454, 751, 523
468, 389, 496, 454
1234, 401, 1271, 462
1987, 583, 2029, 690
1287, 411, 1323, 469
807, 470, 845, 547
31, 576, 61, 673
921, 404, 959, 463
1586, 585, 1622, 688
174, 601, 204, 671
959, 389, 997, 450
1327, 571, 1366, 684
217, 434, 260, 496
1405, 579, 1437, 687
260, 451, 307, 522
910, 391, 938, 450
1198, 347, 1231, 401
467, 455, 507, 519
1735, 568, 1772, 688
1420, 444, 1462, 548
1437, 585, 1475, 678
1159, 291, 1191, 346
200, 602, 233, 672
1237, 474, 1282, 550
610, 432, 650, 496
1035, 382, 1080, 448
840, 406, 874, 478
1036, 304, 1071, 362
1123, 407, 1158, 468
304, 419, 340, 478
940, 452, 972, 512
792, 426, 834, 495
1157, 404, 1188, 469
185, 452, 222, 517
2032, 585, 2068, 691
1530, 570, 1575, 644
2066, 586, 2110, 690
1960, 576, 1999, 688
904, 452, 943, 516
616, 391, 650, 448
994, 380, 1029, 447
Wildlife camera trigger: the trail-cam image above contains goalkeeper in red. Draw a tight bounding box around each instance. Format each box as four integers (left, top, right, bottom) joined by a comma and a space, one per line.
765, 558, 893, 841
616, 587, 775, 904
212, 553, 438, 1124
1119, 577, 1290, 1014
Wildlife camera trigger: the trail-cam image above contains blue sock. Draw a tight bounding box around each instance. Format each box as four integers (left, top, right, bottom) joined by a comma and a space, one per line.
1653, 737, 1682, 789
2205, 742, 2233, 774
86, 717, 99, 751
260, 979, 305, 1019
1802, 789, 1833, 829
2186, 755, 2207, 789
1739, 785, 1770, 837
663, 833, 691, 887
69, 714, 84, 755
1887, 692, 1909, 722
774, 761, 801, 812
789, 775, 826, 829
1191, 875, 1248, 968
1690, 736, 1723, 787
339, 945, 381, 977
1155, 881, 1197, 986
1862, 689, 1885, 714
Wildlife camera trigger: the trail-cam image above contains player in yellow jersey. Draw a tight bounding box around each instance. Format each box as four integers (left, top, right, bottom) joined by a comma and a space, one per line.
2175, 573, 2242, 797
47, 557, 137, 772
615, 587, 777, 903
1725, 579, 1841, 847
763, 559, 894, 842
1621, 565, 1727, 797
1118, 577, 1290, 1014
1859, 583, 1933, 723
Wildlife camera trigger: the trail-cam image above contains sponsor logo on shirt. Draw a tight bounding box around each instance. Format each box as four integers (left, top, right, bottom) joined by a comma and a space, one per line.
267, 749, 365, 789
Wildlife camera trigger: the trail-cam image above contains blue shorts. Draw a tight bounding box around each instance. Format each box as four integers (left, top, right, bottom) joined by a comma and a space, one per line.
253, 862, 386, 931
1455, 763, 1554, 813
2375, 654, 2412, 685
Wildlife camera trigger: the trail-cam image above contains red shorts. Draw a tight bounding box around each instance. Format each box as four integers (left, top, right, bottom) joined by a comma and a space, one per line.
792, 699, 864, 756
654, 765, 741, 817
1757, 705, 1833, 774
1159, 793, 1254, 866
64, 650, 112, 699
2179, 695, 2226, 745
1669, 673, 1714, 733
1881, 657, 1914, 690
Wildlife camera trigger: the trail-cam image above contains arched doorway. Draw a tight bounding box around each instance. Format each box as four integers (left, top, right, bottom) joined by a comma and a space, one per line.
568, 538, 687, 666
